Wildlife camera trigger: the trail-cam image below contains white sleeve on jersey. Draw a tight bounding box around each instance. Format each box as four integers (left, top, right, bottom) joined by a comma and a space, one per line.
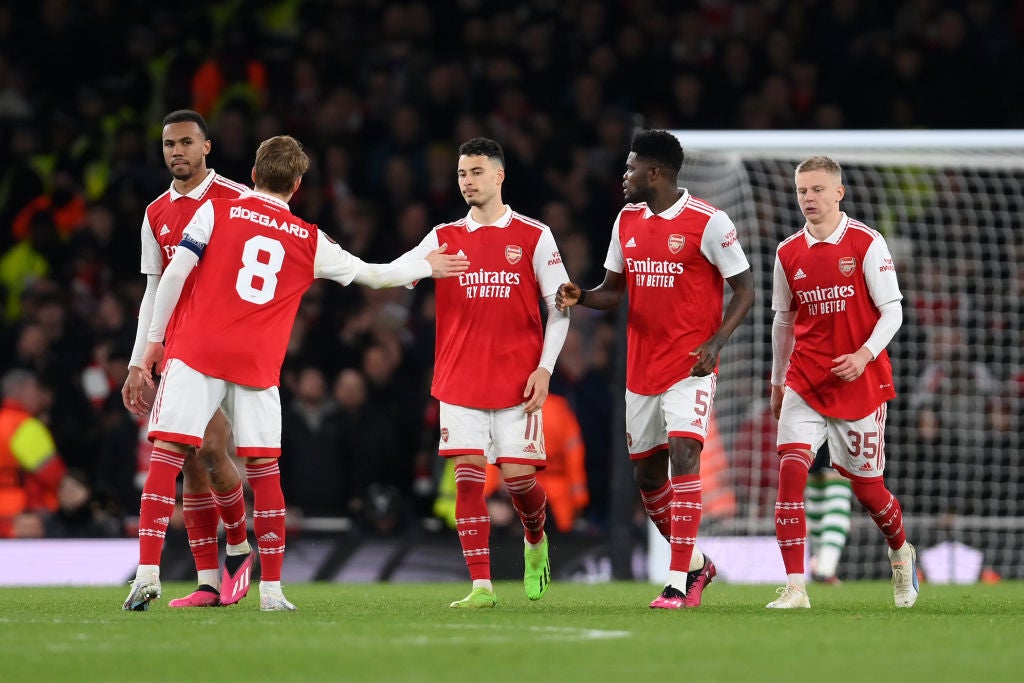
532, 227, 570, 298
148, 249, 198, 342
771, 310, 797, 385
602, 211, 625, 273
315, 230, 432, 288
771, 251, 794, 312
140, 214, 163, 275
862, 235, 903, 307
538, 294, 570, 373
129, 274, 160, 369
391, 229, 441, 288
699, 211, 750, 279
862, 300, 903, 360
181, 201, 216, 247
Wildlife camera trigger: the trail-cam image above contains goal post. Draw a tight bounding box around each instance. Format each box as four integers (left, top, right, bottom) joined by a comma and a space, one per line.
670, 129, 1024, 581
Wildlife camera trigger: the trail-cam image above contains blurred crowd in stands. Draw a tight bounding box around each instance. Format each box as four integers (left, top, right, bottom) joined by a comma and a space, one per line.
2, 0, 1022, 538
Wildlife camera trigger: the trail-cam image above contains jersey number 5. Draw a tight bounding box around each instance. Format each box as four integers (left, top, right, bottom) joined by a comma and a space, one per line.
235, 235, 285, 304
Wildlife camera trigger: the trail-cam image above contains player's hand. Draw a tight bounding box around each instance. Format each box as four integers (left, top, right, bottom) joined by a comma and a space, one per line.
555, 283, 581, 311
426, 243, 470, 278
770, 384, 785, 420
831, 347, 872, 382
522, 367, 551, 414
140, 342, 164, 388
689, 336, 723, 377
121, 365, 153, 417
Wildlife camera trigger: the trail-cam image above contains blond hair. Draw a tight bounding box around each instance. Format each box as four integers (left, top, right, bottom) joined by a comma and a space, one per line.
795, 155, 842, 182
253, 135, 311, 194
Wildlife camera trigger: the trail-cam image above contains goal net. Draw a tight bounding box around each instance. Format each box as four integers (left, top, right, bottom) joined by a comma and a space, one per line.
672, 130, 1024, 581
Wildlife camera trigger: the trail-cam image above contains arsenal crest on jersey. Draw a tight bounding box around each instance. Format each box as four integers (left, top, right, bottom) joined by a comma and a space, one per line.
440, 427, 449, 443
668, 234, 685, 254
838, 256, 857, 277
505, 244, 523, 264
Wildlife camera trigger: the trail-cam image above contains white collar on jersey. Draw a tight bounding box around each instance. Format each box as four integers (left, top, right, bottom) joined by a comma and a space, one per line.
169, 168, 218, 201
246, 189, 289, 209
641, 188, 690, 219
802, 212, 849, 246
465, 204, 513, 231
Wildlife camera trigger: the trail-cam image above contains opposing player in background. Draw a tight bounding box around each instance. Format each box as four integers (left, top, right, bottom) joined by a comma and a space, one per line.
767, 155, 917, 609
123, 135, 468, 611
557, 130, 754, 609
121, 110, 253, 608
396, 137, 570, 608
806, 446, 852, 584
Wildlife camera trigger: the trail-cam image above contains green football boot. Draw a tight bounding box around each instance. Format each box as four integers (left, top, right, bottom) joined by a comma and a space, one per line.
523, 533, 551, 601
449, 586, 498, 608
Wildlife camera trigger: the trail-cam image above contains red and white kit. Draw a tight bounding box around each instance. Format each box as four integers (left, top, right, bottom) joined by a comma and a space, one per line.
148, 191, 431, 456
402, 206, 569, 465
773, 213, 902, 419
605, 190, 749, 454
773, 213, 903, 477
140, 170, 249, 341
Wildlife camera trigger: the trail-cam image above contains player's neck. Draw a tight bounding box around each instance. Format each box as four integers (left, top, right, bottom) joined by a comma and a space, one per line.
806, 212, 843, 241
648, 188, 683, 215
173, 168, 210, 196
469, 200, 506, 226
253, 185, 294, 205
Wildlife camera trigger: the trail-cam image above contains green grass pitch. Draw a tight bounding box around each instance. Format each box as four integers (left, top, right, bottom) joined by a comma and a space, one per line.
1, 581, 1021, 682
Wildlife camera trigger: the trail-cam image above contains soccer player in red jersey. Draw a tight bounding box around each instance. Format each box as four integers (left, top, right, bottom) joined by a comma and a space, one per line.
396, 138, 570, 608
766, 155, 918, 609
121, 110, 253, 608
122, 135, 468, 611
556, 130, 754, 609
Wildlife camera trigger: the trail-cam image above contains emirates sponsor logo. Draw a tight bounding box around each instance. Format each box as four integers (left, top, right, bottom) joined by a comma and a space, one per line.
839, 256, 857, 277
668, 234, 685, 254
505, 244, 523, 264
440, 427, 449, 443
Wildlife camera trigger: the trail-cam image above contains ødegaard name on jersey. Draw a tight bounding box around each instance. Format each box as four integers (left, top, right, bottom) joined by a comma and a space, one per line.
230, 206, 310, 238
459, 269, 521, 299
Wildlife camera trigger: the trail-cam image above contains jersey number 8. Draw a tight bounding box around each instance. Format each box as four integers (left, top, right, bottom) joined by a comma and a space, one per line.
235, 235, 284, 304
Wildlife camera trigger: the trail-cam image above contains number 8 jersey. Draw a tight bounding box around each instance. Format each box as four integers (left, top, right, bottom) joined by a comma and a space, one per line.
166, 191, 365, 389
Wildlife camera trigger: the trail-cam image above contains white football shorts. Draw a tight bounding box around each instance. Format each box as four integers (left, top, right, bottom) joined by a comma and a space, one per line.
625, 373, 717, 458
149, 358, 282, 458
438, 401, 546, 467
776, 386, 888, 479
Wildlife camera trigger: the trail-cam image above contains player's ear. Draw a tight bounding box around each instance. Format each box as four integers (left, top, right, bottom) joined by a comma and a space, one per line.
836, 184, 846, 202
292, 176, 302, 194
251, 167, 257, 185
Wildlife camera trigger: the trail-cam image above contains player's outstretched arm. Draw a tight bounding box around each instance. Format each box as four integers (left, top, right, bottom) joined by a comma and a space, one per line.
425, 242, 470, 278
555, 270, 625, 311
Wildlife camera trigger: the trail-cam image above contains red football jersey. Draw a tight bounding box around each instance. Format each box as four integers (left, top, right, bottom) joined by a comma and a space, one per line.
165, 193, 324, 388
773, 214, 903, 419
418, 208, 568, 409
140, 171, 248, 340
605, 191, 750, 395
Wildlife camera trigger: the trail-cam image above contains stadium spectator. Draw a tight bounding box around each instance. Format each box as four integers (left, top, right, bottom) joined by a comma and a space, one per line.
121, 109, 253, 610
0, 368, 67, 537
556, 129, 754, 609
122, 134, 468, 612
766, 155, 917, 609
393, 137, 570, 609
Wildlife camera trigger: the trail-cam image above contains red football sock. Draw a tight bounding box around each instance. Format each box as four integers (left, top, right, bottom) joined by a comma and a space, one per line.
851, 478, 907, 550
246, 462, 286, 582
668, 474, 701, 573
212, 481, 248, 546
640, 479, 673, 539
454, 463, 491, 580
182, 492, 219, 572
138, 447, 185, 566
775, 450, 812, 575
505, 473, 547, 545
